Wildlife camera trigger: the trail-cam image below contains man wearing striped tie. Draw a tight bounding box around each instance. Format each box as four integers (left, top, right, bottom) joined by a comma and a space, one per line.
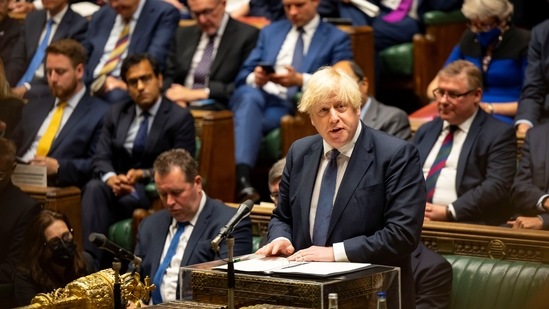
413, 60, 516, 226
83, 0, 179, 104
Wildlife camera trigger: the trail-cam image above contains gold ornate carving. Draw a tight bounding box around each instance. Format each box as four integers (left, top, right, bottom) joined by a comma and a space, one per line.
17, 269, 154, 308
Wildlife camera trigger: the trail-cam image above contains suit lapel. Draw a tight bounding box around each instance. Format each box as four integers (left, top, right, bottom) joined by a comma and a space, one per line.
181, 199, 212, 266
269, 23, 291, 63
50, 93, 91, 153
301, 22, 326, 72
150, 211, 173, 279
362, 97, 378, 125
182, 27, 201, 74
20, 98, 55, 154
456, 111, 484, 190
418, 119, 443, 166
28, 12, 47, 59
52, 8, 72, 41
145, 99, 168, 155
210, 19, 235, 77
118, 103, 135, 149
300, 140, 322, 241
129, 0, 152, 52
328, 125, 373, 239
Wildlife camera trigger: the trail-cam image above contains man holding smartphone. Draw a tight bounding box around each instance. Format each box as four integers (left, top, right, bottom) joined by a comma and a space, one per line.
229, 0, 353, 202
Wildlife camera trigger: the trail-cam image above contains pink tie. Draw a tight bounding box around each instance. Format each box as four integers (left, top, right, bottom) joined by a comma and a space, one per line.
383, 0, 413, 23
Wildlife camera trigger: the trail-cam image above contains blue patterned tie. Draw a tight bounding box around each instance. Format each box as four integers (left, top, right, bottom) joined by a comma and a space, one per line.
17, 19, 54, 86
313, 149, 340, 246
192, 35, 215, 89
425, 125, 458, 203
151, 222, 187, 304
132, 111, 149, 158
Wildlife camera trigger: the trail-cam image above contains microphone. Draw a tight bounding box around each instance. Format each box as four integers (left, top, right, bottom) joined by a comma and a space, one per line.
89, 232, 142, 266
211, 199, 255, 252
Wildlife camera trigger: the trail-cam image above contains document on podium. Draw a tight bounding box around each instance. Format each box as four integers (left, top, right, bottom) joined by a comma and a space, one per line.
214, 256, 372, 278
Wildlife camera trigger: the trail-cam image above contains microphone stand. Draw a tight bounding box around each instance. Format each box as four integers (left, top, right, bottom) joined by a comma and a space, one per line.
112, 258, 123, 309
227, 235, 235, 309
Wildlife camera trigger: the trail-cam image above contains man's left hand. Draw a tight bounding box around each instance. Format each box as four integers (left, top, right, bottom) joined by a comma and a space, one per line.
288, 246, 335, 262
126, 168, 144, 185
105, 76, 127, 92
424, 202, 449, 221
270, 65, 302, 88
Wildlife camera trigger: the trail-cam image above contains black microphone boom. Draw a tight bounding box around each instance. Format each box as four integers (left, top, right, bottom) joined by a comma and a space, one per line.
89, 232, 142, 265
211, 199, 255, 252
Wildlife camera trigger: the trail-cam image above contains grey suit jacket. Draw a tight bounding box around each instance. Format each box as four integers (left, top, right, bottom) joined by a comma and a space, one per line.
362, 97, 411, 140
164, 17, 259, 107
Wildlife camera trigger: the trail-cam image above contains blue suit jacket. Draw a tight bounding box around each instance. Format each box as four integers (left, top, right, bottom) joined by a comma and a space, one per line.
511, 123, 549, 229
83, 0, 179, 84
135, 197, 253, 298
92, 97, 196, 177
234, 18, 353, 88
414, 110, 516, 225
12, 91, 109, 187
268, 123, 425, 308
6, 7, 88, 88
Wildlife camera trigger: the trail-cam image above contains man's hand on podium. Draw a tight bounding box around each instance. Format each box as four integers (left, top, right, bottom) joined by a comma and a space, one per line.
288, 246, 335, 262
256, 239, 295, 257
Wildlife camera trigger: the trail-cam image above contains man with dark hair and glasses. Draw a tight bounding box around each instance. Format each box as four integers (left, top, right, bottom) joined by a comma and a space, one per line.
80, 53, 196, 269
414, 60, 516, 225
0, 137, 41, 286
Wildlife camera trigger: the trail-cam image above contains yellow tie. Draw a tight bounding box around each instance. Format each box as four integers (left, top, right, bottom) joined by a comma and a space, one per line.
36, 102, 68, 156
99, 22, 130, 76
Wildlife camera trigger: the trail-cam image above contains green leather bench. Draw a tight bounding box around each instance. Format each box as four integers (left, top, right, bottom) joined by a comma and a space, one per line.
443, 255, 549, 309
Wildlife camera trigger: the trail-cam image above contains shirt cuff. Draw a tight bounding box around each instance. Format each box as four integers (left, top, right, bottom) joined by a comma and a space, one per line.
301, 73, 312, 90
515, 119, 534, 128
23, 82, 31, 91
536, 195, 549, 212
333, 242, 349, 262
33, 0, 43, 10
448, 204, 457, 221
246, 72, 255, 87
101, 172, 116, 183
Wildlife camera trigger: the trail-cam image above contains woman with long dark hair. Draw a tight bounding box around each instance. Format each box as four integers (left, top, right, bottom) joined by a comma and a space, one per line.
14, 209, 94, 305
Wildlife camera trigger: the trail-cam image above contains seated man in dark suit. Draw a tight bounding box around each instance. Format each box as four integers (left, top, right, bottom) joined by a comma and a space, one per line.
11, 39, 110, 188
135, 148, 252, 304
412, 243, 453, 309
333, 60, 411, 140
230, 0, 353, 202
164, 0, 259, 110
509, 123, 549, 230
0, 137, 41, 284
257, 67, 425, 308
515, 19, 549, 135
414, 60, 516, 226
0, 0, 22, 64
81, 54, 196, 268
83, 0, 179, 104
7, 0, 88, 99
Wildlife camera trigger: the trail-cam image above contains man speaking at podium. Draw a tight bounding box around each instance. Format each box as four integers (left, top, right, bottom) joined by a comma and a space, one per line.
134, 149, 253, 304
256, 67, 425, 308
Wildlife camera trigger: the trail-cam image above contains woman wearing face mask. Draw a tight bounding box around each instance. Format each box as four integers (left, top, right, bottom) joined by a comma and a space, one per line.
13, 210, 95, 306
426, 0, 530, 125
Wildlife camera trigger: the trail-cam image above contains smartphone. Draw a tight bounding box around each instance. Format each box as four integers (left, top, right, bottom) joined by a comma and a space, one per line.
258, 63, 276, 74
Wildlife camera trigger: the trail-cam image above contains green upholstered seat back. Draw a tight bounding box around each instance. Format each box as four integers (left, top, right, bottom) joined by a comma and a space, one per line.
379, 43, 414, 76
443, 255, 549, 309
108, 218, 133, 252
423, 10, 466, 25
259, 128, 282, 162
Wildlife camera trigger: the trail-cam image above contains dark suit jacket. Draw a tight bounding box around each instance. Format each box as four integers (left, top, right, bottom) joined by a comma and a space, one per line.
12, 91, 109, 187
6, 7, 88, 87
164, 17, 259, 107
92, 97, 195, 177
511, 123, 549, 229
362, 97, 411, 141
0, 181, 40, 284
234, 18, 353, 88
268, 123, 426, 308
412, 243, 452, 309
0, 17, 22, 64
135, 197, 253, 298
516, 19, 549, 127
0, 98, 24, 137
83, 0, 179, 84
414, 110, 517, 225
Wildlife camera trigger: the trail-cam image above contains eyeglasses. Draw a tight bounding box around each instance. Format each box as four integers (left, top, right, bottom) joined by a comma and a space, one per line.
126, 74, 154, 88
467, 18, 500, 32
432, 88, 475, 100
191, 1, 221, 18
45, 230, 73, 251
